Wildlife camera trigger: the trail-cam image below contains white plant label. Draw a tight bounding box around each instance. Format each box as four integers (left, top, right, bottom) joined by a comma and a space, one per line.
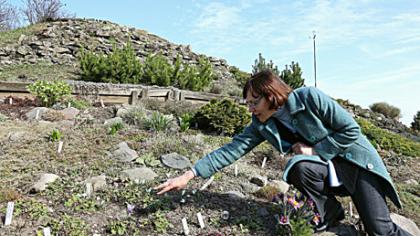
35, 109, 40, 120
234, 164, 238, 177
43, 227, 51, 236
86, 182, 93, 198
349, 202, 353, 218
261, 156, 267, 169
4, 201, 14, 226
197, 212, 205, 228
100, 99, 105, 108
182, 218, 189, 235
200, 176, 214, 191
57, 141, 64, 154
68, 102, 71, 108
9, 98, 12, 105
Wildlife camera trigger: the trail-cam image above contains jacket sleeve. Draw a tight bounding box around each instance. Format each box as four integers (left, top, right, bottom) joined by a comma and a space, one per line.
193, 123, 264, 178
306, 87, 361, 161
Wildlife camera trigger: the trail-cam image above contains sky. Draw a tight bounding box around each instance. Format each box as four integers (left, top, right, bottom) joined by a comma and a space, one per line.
10, 0, 420, 125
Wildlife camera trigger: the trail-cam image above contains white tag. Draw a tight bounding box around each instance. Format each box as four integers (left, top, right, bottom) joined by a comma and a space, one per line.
234, 164, 238, 177
100, 99, 105, 108
261, 156, 267, 169
200, 176, 214, 191
9, 98, 12, 105
86, 182, 93, 198
68, 102, 71, 108
43, 227, 51, 236
5, 201, 14, 226
197, 212, 205, 228
349, 202, 353, 218
182, 218, 189, 235
57, 141, 64, 154
327, 160, 342, 187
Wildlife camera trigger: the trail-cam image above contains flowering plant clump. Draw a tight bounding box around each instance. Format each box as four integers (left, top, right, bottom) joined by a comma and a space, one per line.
272, 190, 319, 236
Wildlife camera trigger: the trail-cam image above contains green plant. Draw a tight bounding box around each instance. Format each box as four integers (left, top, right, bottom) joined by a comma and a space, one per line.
152, 210, 172, 233
135, 153, 161, 167
108, 221, 128, 235
79, 43, 143, 84
229, 66, 250, 87
177, 55, 215, 91
411, 111, 420, 132
179, 112, 193, 132
356, 118, 420, 156
27, 80, 72, 107
369, 102, 401, 119
50, 214, 88, 236
64, 194, 99, 212
142, 52, 174, 86
49, 129, 62, 142
193, 98, 251, 136
145, 111, 172, 132
68, 97, 90, 109
121, 105, 146, 126
108, 122, 124, 135
252, 53, 280, 76
0, 113, 7, 122
279, 61, 305, 89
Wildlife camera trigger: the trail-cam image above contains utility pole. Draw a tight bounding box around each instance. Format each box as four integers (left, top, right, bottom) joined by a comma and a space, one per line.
312, 31, 317, 88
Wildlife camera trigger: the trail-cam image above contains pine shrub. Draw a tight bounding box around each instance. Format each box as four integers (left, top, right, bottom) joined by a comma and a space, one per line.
410, 111, 420, 132
369, 102, 401, 119
142, 52, 174, 86
193, 98, 251, 136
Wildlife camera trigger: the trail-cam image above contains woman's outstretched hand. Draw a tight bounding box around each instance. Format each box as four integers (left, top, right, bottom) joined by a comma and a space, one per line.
292, 142, 318, 156
154, 170, 196, 195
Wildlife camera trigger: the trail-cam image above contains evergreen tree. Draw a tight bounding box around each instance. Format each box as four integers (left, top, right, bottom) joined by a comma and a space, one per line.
411, 111, 420, 131
252, 53, 305, 89
280, 61, 305, 89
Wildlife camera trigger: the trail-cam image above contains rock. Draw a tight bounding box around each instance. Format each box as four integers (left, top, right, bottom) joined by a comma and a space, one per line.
104, 117, 123, 126
403, 179, 418, 185
390, 213, 420, 236
25, 107, 50, 120
224, 190, 245, 200
112, 142, 138, 162
268, 180, 289, 194
315, 224, 358, 236
119, 167, 158, 182
257, 207, 270, 217
84, 175, 107, 192
240, 182, 261, 194
31, 173, 60, 193
250, 175, 268, 187
7, 131, 28, 142
60, 107, 80, 120
160, 152, 192, 170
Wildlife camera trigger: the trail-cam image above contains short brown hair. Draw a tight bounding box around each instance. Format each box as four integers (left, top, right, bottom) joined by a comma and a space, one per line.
243, 70, 292, 109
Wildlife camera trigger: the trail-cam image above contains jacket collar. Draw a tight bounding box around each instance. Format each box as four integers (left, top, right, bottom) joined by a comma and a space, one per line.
285, 90, 306, 115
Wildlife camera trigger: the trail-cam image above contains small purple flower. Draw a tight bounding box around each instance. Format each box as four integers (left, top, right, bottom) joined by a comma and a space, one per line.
279, 215, 289, 225
127, 203, 135, 214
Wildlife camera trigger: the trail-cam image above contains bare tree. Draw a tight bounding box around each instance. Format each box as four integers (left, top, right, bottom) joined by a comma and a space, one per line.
21, 0, 71, 24
0, 0, 20, 31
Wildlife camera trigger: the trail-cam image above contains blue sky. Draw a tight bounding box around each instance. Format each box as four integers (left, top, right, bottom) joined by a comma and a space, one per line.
10, 0, 420, 125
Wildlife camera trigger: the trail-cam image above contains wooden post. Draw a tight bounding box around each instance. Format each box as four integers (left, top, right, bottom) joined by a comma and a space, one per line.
141, 88, 149, 100
130, 90, 140, 105
173, 89, 181, 101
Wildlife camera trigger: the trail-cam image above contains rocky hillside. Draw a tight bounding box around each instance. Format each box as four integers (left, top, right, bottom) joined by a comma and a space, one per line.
0, 18, 233, 80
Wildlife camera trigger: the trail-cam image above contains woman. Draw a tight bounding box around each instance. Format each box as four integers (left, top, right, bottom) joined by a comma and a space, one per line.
155, 70, 410, 235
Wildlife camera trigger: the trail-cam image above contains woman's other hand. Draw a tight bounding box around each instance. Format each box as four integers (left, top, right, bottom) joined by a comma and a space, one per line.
154, 170, 195, 195
292, 142, 318, 156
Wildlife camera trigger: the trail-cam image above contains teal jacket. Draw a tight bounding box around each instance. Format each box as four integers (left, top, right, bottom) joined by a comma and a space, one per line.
193, 87, 401, 208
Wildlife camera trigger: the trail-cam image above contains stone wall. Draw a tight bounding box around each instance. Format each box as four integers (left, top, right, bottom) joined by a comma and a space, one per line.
0, 18, 233, 80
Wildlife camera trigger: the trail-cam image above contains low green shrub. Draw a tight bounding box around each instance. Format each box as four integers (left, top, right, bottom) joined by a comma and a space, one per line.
27, 80, 71, 107
356, 118, 420, 157
142, 52, 174, 87
121, 105, 147, 127
67, 97, 90, 110
145, 111, 172, 132
193, 98, 251, 136
411, 111, 420, 132
50, 129, 62, 142
369, 102, 401, 119
179, 112, 193, 132
79, 43, 143, 84
229, 66, 250, 87
109, 122, 124, 135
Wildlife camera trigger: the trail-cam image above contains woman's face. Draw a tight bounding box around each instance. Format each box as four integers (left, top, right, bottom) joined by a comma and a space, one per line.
245, 90, 276, 123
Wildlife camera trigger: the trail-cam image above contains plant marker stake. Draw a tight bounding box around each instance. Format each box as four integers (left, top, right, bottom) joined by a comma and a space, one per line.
234, 164, 238, 177
349, 202, 353, 218
261, 156, 267, 169
100, 99, 105, 108
9, 97, 12, 105
57, 141, 64, 154
35, 109, 40, 120
197, 212, 205, 228
4, 201, 14, 226
68, 102, 71, 108
43, 227, 51, 236
199, 176, 214, 191
86, 182, 93, 198
182, 218, 189, 235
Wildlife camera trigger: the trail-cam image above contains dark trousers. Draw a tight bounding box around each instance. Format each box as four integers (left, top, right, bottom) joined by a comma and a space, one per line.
288, 160, 412, 236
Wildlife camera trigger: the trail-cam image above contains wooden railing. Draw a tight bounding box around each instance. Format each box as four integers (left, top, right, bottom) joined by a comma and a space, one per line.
0, 80, 243, 105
